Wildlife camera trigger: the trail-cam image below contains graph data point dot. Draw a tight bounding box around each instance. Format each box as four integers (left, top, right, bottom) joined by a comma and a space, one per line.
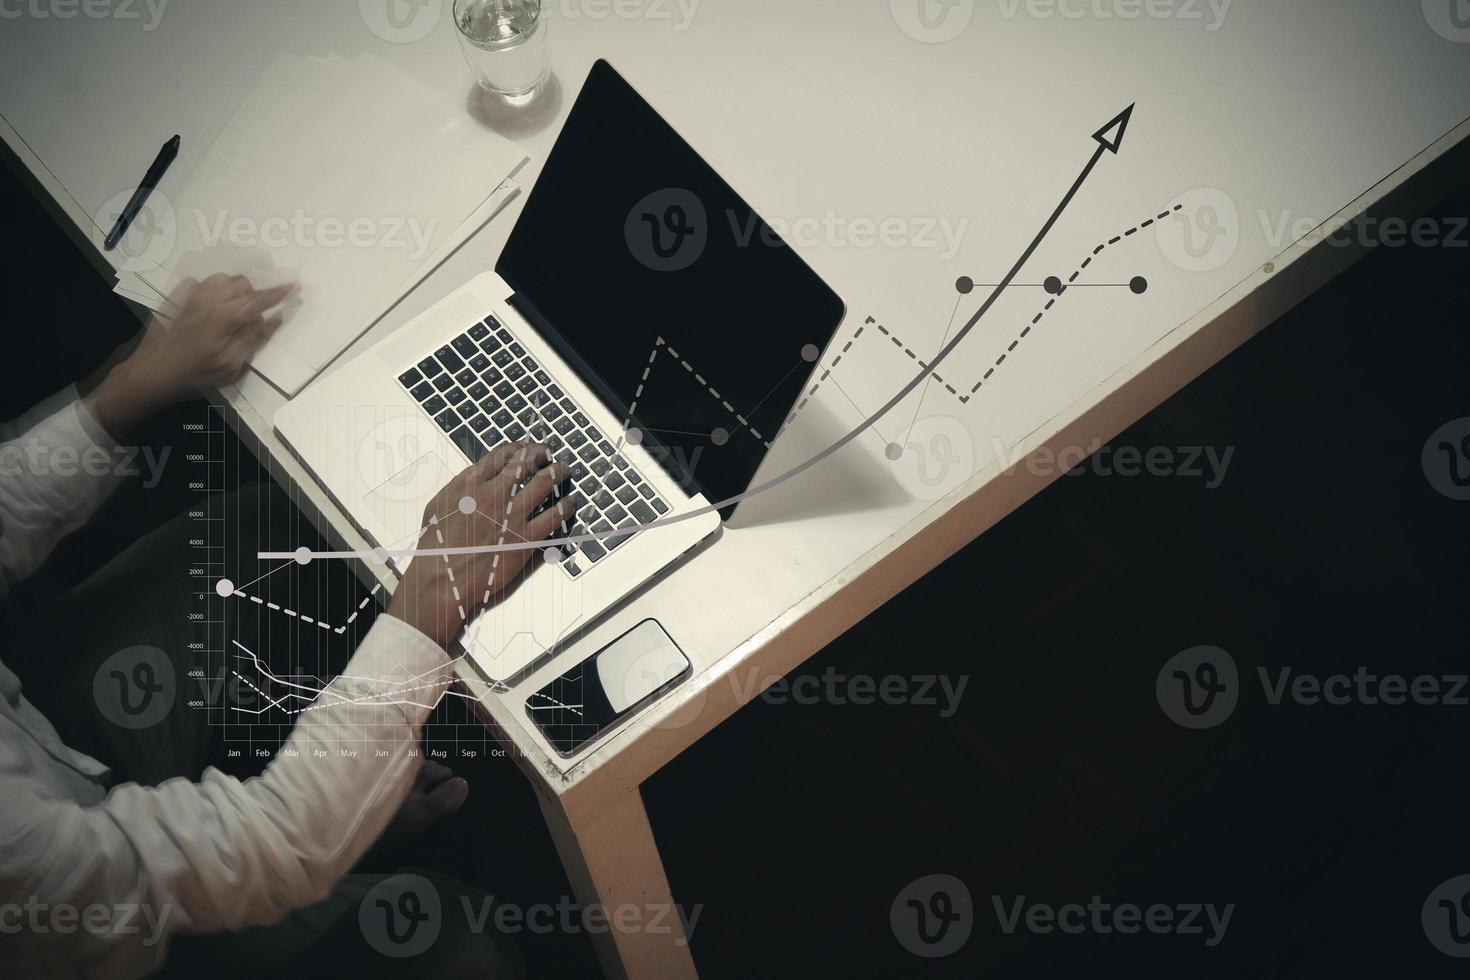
885, 443, 905, 461
712, 428, 730, 447
1130, 276, 1149, 294
294, 547, 312, 566
1044, 276, 1064, 295
801, 344, 821, 363
542, 547, 561, 565
459, 495, 477, 515
215, 579, 235, 598
955, 276, 974, 295
625, 428, 644, 447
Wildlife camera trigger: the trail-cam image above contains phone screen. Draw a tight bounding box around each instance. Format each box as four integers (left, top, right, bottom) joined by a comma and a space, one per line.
526, 619, 692, 756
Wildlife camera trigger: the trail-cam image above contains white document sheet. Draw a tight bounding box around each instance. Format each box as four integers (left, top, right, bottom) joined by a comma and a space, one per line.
131, 53, 527, 395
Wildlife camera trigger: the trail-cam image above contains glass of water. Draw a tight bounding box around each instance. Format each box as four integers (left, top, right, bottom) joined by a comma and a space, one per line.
453, 0, 550, 108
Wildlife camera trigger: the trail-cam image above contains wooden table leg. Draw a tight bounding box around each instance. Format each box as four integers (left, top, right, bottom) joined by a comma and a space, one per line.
535, 779, 699, 980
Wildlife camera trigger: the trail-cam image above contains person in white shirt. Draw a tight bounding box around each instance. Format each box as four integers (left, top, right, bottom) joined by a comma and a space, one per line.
0, 275, 581, 978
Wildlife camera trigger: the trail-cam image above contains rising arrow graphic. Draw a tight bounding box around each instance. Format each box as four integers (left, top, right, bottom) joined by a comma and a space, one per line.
263, 104, 1139, 562
730, 102, 1139, 496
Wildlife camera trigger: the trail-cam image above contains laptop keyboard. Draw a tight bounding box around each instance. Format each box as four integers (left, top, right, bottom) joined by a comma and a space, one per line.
395, 316, 671, 579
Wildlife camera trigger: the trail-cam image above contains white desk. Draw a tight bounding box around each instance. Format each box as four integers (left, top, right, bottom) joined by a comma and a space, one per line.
4, 2, 1469, 976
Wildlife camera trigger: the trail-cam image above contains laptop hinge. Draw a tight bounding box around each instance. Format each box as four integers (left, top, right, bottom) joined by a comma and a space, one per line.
504, 292, 713, 504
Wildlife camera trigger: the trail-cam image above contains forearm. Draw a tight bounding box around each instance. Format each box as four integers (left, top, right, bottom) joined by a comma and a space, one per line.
1, 616, 452, 979
115, 615, 452, 928
83, 357, 175, 442
0, 399, 129, 596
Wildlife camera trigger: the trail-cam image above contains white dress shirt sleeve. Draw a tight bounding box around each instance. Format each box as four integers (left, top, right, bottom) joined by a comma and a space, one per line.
0, 614, 453, 980
0, 394, 126, 598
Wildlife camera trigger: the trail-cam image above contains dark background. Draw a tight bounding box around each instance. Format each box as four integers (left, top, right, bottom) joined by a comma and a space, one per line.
2, 156, 1466, 978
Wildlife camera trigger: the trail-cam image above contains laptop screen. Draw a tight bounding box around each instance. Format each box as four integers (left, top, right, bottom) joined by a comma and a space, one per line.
497, 60, 846, 517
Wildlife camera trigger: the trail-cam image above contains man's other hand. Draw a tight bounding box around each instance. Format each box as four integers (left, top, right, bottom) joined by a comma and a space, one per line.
88, 274, 297, 437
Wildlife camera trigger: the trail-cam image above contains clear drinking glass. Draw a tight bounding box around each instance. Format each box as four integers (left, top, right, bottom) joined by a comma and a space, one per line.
453, 0, 550, 108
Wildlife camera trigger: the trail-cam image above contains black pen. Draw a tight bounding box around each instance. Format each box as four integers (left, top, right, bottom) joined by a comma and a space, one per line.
104, 135, 181, 251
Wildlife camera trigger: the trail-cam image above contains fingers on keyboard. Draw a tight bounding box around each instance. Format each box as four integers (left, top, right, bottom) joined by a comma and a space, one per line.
408, 320, 675, 576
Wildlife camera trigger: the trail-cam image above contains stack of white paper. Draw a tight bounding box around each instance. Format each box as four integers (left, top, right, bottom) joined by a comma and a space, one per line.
113, 53, 526, 396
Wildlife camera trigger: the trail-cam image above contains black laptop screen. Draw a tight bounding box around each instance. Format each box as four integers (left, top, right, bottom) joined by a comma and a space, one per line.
496, 60, 845, 515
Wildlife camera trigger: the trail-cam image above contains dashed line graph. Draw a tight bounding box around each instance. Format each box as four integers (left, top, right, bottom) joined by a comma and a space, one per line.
225, 582, 383, 634
620, 336, 824, 450
783, 203, 1182, 421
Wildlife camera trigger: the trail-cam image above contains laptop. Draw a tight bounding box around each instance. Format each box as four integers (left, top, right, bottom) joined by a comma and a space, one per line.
275, 60, 846, 685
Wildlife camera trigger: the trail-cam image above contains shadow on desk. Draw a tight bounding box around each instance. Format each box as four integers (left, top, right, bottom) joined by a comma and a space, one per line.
465, 73, 566, 141
725, 402, 911, 530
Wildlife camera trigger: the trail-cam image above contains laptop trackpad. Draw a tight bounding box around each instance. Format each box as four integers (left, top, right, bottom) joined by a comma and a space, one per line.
361, 452, 455, 554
